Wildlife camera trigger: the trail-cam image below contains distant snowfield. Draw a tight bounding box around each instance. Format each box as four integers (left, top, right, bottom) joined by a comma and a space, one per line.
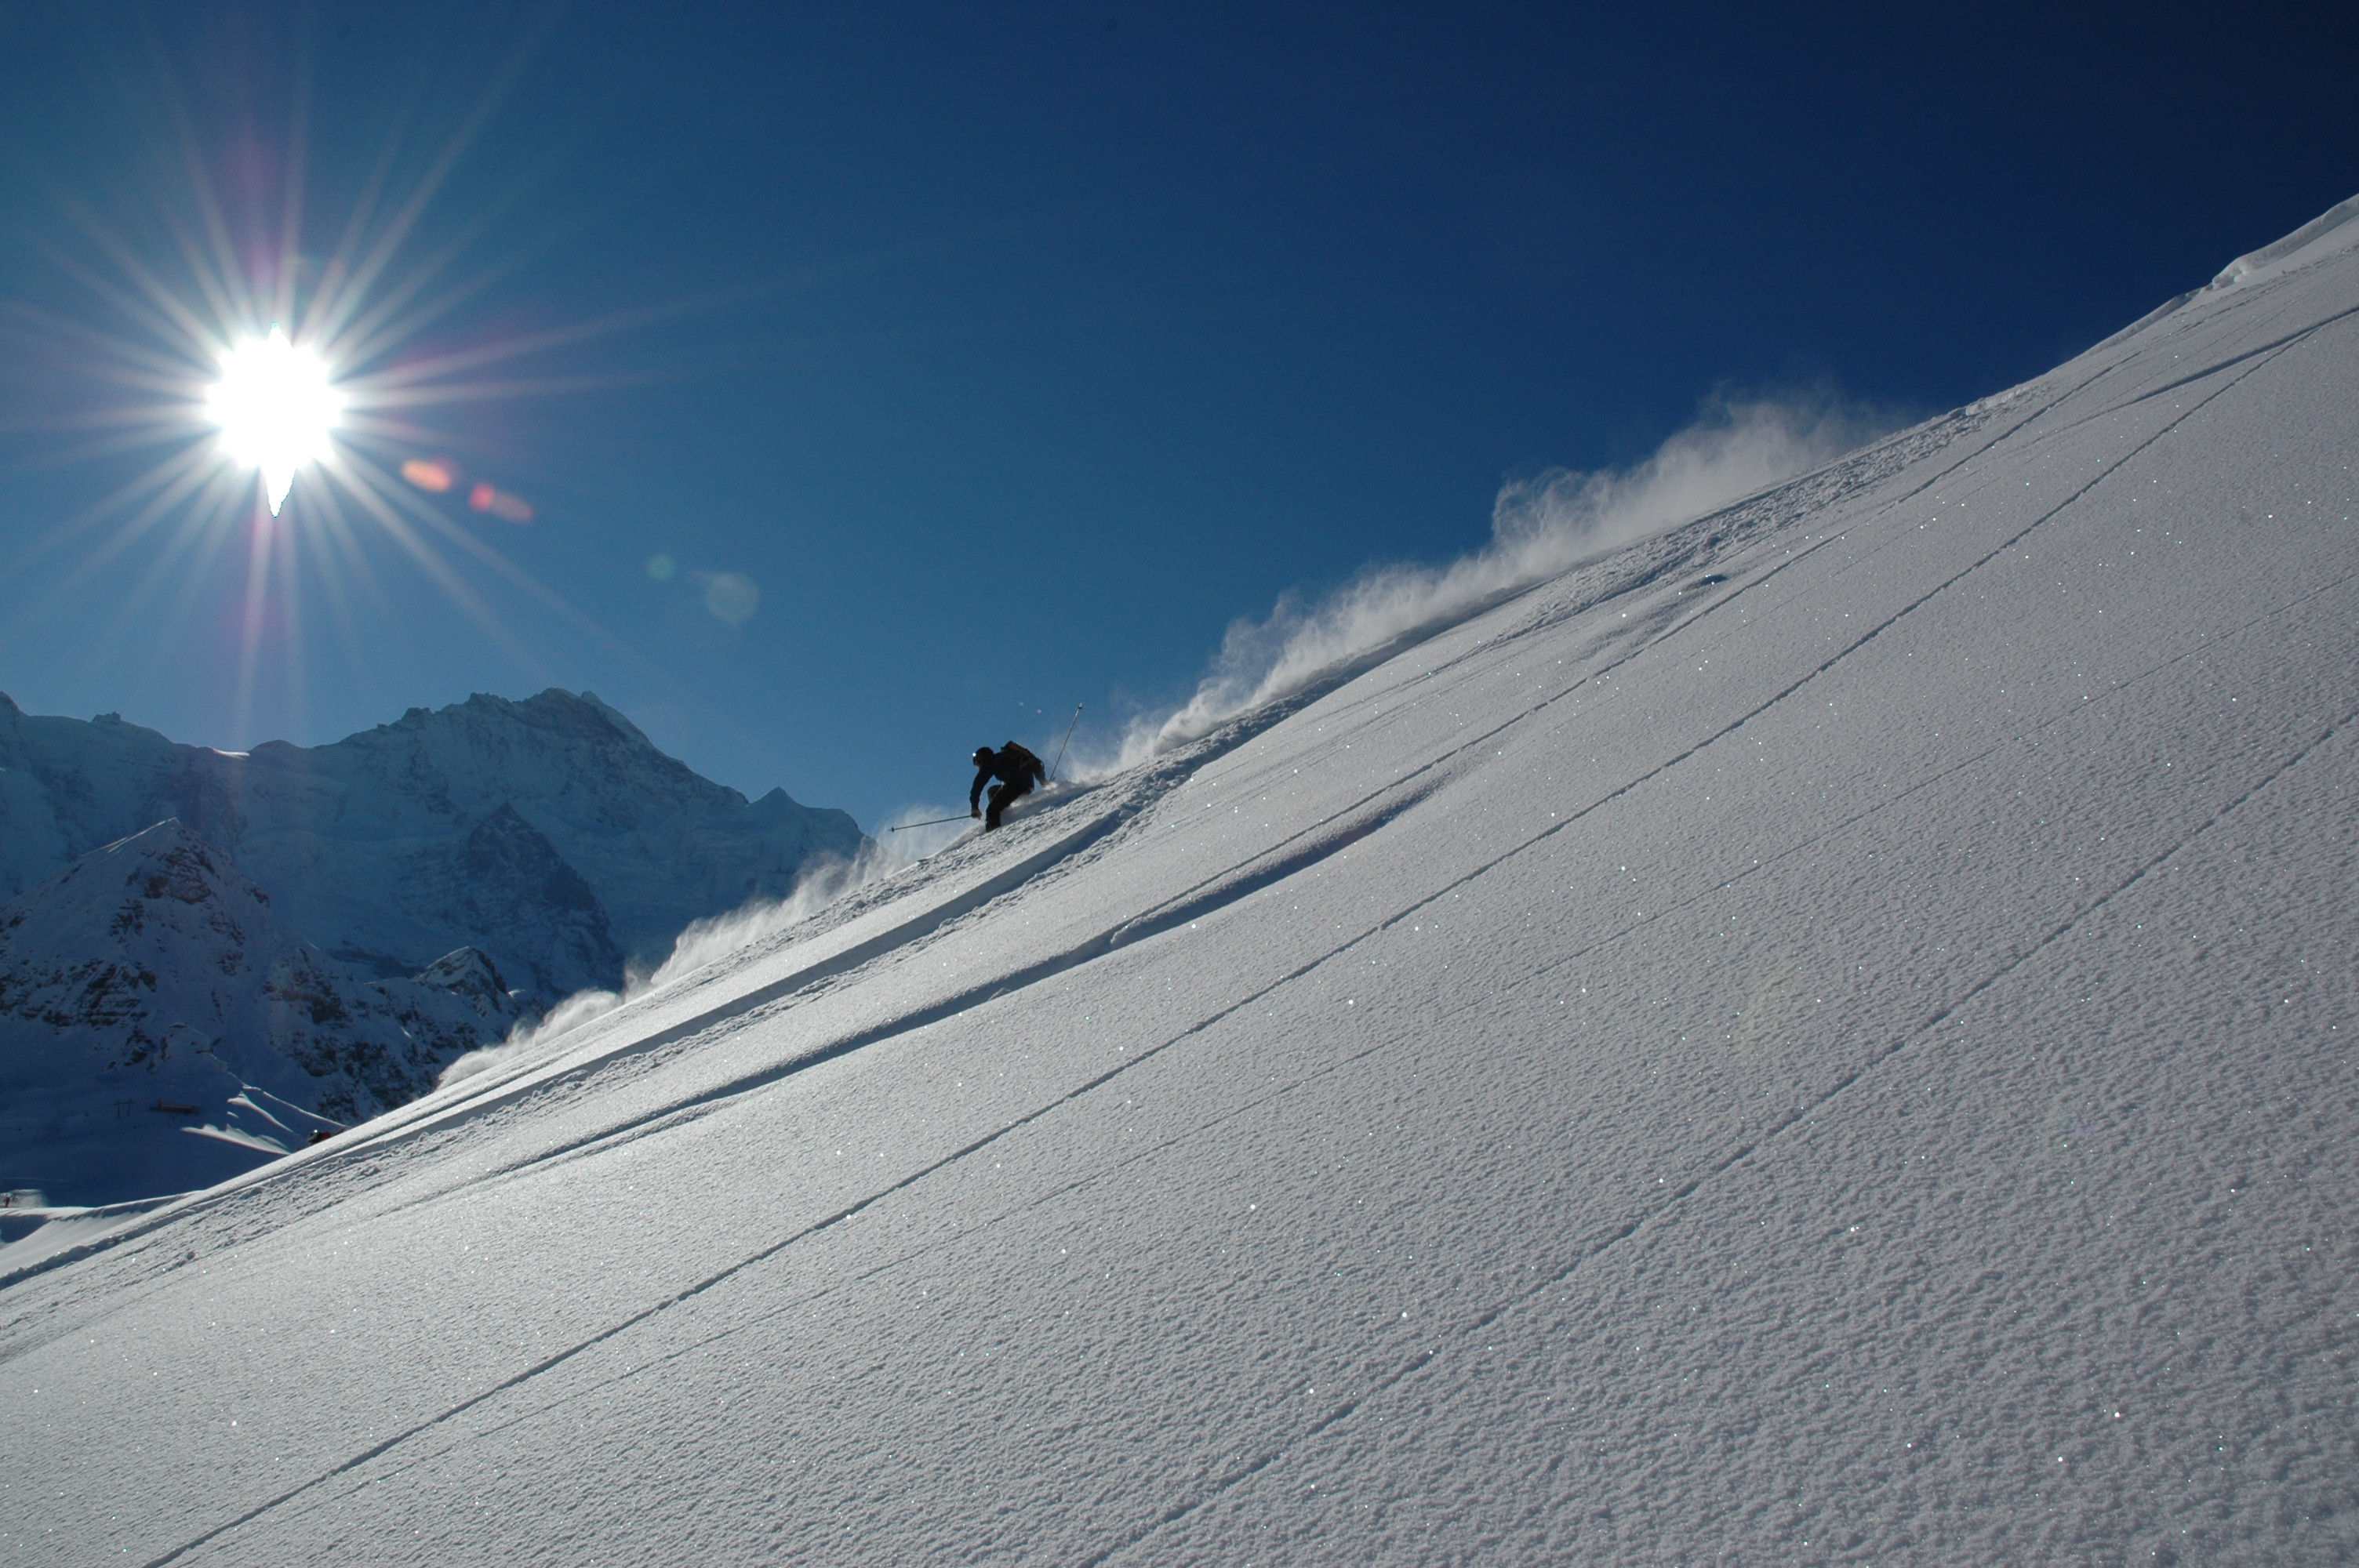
5, 204, 2356, 1563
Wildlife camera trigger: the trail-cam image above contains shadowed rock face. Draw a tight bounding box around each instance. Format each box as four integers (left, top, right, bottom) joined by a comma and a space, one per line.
379, 803, 623, 1001
0, 820, 532, 1202
0, 688, 867, 1003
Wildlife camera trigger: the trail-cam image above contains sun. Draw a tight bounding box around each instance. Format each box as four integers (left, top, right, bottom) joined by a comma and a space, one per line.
206, 327, 344, 516
9, 22, 668, 750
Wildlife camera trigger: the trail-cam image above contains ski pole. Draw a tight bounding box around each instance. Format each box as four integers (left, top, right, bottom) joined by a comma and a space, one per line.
1050, 702, 1082, 782
888, 814, 972, 833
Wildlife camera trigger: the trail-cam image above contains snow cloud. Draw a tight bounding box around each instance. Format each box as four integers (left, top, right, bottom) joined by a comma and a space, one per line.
634, 836, 903, 988
1110, 394, 1889, 764
437, 835, 913, 1089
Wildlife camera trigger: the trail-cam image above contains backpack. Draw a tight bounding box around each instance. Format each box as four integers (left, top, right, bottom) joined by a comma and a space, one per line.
1000, 741, 1045, 784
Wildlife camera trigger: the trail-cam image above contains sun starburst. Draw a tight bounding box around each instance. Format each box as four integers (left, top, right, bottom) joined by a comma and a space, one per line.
205, 327, 343, 516
0, 16, 709, 749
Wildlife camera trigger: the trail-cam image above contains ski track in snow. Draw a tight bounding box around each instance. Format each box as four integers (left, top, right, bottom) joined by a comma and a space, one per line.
6, 209, 2359, 1565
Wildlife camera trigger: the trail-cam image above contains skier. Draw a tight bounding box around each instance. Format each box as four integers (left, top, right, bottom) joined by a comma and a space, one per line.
970, 742, 1046, 830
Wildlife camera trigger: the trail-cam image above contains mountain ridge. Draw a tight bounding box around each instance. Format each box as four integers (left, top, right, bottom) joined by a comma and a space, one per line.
0, 685, 866, 993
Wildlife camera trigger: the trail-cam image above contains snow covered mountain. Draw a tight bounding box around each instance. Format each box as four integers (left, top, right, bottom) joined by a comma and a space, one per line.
0, 689, 865, 1203
0, 686, 864, 998
3, 198, 2355, 1563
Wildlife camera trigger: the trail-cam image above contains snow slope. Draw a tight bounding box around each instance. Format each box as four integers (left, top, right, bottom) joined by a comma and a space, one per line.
2, 202, 2354, 1563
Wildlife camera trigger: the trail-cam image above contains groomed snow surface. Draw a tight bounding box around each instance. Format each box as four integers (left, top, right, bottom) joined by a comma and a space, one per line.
5, 209, 2357, 1563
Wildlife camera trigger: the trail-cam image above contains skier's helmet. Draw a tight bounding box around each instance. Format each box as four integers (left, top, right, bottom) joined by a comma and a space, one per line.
972, 746, 994, 764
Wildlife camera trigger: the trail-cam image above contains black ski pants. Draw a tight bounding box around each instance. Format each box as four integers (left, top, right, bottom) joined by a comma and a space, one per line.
985, 775, 1034, 829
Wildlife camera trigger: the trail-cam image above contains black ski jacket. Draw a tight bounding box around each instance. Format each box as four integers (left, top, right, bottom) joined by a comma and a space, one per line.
970, 745, 1046, 810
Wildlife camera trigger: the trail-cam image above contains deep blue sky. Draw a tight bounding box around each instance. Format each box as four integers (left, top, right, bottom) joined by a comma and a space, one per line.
2, 2, 2353, 831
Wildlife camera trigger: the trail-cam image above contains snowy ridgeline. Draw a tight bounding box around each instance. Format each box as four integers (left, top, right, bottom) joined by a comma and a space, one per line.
0, 688, 865, 1203
3, 200, 2357, 1563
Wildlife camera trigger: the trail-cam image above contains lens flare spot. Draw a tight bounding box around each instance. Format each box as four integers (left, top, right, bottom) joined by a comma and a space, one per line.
401, 457, 458, 493
645, 554, 676, 581
467, 481, 534, 523
208, 327, 342, 515
703, 572, 759, 625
